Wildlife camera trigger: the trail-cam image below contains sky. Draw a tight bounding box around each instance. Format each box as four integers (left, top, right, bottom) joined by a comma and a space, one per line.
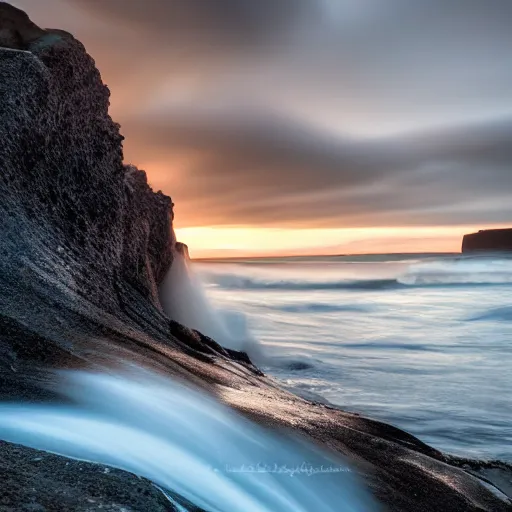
12, 0, 512, 257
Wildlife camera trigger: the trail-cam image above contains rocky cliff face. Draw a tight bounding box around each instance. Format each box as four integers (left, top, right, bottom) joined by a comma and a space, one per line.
462, 229, 512, 253
0, 3, 510, 511
0, 3, 175, 316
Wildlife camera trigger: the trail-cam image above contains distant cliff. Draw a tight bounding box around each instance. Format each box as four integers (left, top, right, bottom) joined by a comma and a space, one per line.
462, 229, 512, 253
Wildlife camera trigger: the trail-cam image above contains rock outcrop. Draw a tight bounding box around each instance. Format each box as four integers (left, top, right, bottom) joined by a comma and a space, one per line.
0, 3, 510, 511
0, 2, 175, 316
0, 2, 45, 48
462, 229, 512, 253
0, 442, 177, 512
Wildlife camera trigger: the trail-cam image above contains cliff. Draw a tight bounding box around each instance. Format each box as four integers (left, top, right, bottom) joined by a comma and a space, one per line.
0, 3, 510, 511
462, 229, 512, 253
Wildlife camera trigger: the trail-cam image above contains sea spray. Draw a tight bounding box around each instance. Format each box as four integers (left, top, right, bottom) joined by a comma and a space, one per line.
159, 246, 263, 362
0, 370, 375, 512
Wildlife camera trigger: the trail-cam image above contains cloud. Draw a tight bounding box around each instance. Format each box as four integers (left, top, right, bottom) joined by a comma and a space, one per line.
126, 107, 512, 227
17, 0, 512, 128
68, 0, 315, 50
61, 0, 512, 130
11, 0, 512, 229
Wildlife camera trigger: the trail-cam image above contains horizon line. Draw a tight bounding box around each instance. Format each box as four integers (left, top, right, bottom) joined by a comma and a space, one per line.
191, 250, 460, 262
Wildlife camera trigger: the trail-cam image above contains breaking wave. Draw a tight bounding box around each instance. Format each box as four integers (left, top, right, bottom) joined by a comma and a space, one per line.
200, 257, 512, 292
397, 257, 512, 286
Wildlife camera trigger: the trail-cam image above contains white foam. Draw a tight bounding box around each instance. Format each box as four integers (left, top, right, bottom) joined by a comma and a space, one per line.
0, 370, 374, 512
159, 250, 263, 361
398, 257, 512, 286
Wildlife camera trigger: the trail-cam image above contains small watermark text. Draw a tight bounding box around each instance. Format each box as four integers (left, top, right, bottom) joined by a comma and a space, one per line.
213, 462, 351, 477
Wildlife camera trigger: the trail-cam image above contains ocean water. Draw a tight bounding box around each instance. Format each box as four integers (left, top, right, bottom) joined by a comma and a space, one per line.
193, 253, 512, 463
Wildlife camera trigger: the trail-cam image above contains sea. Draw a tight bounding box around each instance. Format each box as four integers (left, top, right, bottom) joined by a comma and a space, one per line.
1, 251, 509, 511
192, 253, 512, 463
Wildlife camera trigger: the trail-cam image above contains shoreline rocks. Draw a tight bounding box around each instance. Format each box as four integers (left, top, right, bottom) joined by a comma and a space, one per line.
0, 441, 179, 512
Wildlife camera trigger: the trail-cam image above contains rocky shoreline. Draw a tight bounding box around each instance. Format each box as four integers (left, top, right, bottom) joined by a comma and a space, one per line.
0, 3, 511, 510
0, 441, 180, 512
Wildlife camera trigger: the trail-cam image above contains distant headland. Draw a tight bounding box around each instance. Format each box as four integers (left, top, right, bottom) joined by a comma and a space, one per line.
462, 228, 512, 253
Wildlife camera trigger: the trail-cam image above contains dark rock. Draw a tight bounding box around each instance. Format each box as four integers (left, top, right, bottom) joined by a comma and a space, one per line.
0, 3, 510, 511
462, 228, 512, 253
0, 2, 45, 49
175, 242, 191, 260
0, 1, 174, 316
0, 441, 178, 512
286, 360, 314, 371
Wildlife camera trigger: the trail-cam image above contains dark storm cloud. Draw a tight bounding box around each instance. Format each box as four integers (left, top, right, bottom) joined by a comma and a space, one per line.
127, 108, 512, 226
130, 108, 395, 193
66, 0, 512, 44
57, 0, 512, 134
69, 0, 317, 51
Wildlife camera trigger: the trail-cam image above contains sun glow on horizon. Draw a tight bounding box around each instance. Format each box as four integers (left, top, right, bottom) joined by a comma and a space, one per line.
175, 224, 511, 259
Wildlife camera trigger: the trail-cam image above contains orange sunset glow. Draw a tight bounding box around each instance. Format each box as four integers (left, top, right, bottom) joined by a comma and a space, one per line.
175, 224, 512, 259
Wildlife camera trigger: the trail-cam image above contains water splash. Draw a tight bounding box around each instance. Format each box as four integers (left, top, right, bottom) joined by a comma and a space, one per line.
159, 248, 263, 361
0, 370, 375, 512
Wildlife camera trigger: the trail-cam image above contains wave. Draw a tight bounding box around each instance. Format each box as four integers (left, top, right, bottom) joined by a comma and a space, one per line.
203, 275, 512, 291
205, 274, 400, 291
467, 306, 512, 322
397, 257, 512, 286
276, 303, 371, 313
201, 257, 512, 291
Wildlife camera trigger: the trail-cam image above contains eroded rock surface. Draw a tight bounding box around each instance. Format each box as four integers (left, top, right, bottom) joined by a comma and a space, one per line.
0, 442, 179, 512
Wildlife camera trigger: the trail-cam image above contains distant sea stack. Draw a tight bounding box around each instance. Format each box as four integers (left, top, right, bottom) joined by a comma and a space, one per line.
462, 229, 512, 253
